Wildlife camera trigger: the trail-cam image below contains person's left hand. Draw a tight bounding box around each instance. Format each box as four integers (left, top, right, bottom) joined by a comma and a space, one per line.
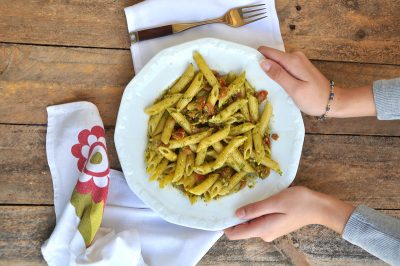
224, 186, 355, 242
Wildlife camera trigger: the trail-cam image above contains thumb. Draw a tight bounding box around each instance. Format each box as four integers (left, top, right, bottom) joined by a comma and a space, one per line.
259, 59, 302, 96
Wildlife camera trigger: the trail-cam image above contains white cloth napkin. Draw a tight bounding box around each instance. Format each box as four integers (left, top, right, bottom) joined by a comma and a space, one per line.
41, 102, 222, 266
124, 0, 285, 73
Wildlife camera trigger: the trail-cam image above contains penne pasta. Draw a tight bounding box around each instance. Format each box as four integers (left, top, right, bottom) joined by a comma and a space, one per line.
186, 101, 198, 111
167, 108, 192, 133
150, 133, 162, 143
188, 144, 198, 153
230, 123, 256, 136
172, 149, 188, 182
159, 172, 175, 188
232, 113, 246, 123
264, 143, 271, 156
161, 116, 176, 144
209, 180, 223, 198
239, 85, 251, 121
260, 157, 283, 175
211, 142, 242, 172
150, 159, 168, 181
145, 149, 156, 163
176, 72, 204, 111
225, 116, 237, 124
153, 111, 169, 136
226, 171, 247, 193
158, 146, 178, 162
165, 163, 176, 174
247, 92, 259, 122
181, 173, 197, 189
206, 150, 218, 159
194, 136, 247, 175
188, 173, 219, 195
245, 80, 255, 94
169, 63, 195, 93
207, 84, 219, 107
225, 72, 237, 84
195, 148, 207, 166
259, 101, 272, 135
169, 130, 212, 149
213, 141, 254, 173
146, 153, 163, 174
243, 131, 253, 160
197, 125, 230, 152
252, 126, 265, 164
148, 111, 165, 136
218, 72, 246, 108
188, 194, 199, 205
145, 94, 182, 115
144, 52, 280, 203
209, 99, 248, 123
185, 153, 195, 176
193, 51, 219, 88
230, 149, 256, 173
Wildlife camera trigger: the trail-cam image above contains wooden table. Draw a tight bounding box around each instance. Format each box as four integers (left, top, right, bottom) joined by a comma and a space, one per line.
0, 1, 399, 265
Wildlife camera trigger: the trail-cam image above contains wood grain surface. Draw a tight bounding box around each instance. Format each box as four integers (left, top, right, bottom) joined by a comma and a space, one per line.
1, 124, 399, 209
0, 44, 133, 127
276, 0, 400, 64
0, 0, 139, 49
0, 0, 399, 265
1, 44, 400, 135
0, 1, 399, 64
1, 206, 397, 265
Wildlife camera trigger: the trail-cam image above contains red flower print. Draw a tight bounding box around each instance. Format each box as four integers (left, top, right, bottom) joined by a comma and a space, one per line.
71, 126, 110, 203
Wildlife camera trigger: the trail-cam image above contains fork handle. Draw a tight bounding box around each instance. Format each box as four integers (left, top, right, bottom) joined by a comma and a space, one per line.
131, 18, 223, 43
135, 25, 173, 42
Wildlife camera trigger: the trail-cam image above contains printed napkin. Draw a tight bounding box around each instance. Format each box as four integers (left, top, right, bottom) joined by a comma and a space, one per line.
125, 0, 285, 73
41, 102, 222, 266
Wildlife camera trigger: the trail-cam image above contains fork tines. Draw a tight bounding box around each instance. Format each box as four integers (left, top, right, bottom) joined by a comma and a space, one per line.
244, 15, 268, 25
240, 3, 267, 24
241, 3, 266, 9
242, 7, 266, 16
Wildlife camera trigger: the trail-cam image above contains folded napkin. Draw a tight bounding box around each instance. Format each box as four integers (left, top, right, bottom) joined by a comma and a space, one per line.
124, 0, 285, 73
42, 102, 222, 266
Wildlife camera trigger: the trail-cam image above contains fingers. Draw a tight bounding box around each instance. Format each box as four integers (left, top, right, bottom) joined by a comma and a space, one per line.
258, 46, 314, 81
226, 187, 316, 241
235, 187, 305, 220
235, 194, 283, 220
259, 59, 303, 96
224, 213, 285, 241
258, 46, 288, 66
224, 215, 270, 240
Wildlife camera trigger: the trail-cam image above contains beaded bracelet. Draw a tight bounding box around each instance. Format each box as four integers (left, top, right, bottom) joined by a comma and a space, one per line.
318, 80, 335, 121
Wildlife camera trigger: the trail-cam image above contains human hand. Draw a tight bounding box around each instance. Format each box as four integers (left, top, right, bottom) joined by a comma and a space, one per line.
224, 186, 355, 242
257, 46, 376, 118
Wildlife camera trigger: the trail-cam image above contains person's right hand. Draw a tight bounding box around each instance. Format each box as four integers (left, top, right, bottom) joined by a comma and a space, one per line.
224, 186, 355, 242
257, 46, 332, 117
257, 46, 377, 118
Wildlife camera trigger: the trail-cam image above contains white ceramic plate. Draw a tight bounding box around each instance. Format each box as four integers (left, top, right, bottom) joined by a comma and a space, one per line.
115, 38, 304, 231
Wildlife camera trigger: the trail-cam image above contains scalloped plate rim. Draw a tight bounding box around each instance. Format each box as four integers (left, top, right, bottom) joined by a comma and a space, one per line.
115, 38, 305, 231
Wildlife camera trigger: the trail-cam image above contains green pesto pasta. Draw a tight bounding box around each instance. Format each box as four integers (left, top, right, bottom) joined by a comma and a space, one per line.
144, 51, 282, 204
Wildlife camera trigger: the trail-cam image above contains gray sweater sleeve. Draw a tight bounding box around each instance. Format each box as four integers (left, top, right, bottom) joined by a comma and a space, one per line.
373, 78, 400, 120
343, 205, 400, 265
342, 78, 400, 265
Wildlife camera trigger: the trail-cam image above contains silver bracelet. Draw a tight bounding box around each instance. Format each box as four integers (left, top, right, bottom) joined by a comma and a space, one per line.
318, 80, 335, 121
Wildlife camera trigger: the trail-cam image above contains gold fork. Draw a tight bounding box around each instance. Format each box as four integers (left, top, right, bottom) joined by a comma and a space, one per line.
130, 4, 267, 43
